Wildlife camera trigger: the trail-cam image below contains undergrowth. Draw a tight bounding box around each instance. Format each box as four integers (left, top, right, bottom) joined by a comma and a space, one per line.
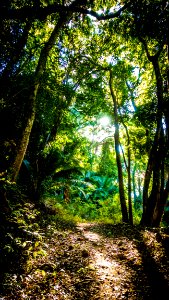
0, 182, 142, 296
0, 190, 77, 295
41, 194, 142, 225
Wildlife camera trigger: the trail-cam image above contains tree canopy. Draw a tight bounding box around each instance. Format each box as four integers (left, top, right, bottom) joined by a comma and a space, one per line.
0, 0, 169, 227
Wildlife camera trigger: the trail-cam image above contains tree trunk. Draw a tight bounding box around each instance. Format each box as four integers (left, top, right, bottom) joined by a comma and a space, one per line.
143, 139, 162, 226
8, 13, 71, 182
141, 127, 161, 225
151, 129, 167, 227
109, 69, 129, 223
140, 41, 167, 227
152, 176, 168, 227
125, 125, 133, 225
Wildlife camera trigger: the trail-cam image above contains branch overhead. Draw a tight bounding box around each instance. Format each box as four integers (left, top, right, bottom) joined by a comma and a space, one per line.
0, 3, 129, 21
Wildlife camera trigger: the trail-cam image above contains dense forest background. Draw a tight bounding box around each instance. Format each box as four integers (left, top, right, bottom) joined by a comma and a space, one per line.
0, 0, 169, 226
0, 0, 169, 298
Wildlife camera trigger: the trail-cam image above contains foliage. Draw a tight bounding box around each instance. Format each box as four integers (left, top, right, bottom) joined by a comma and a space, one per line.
1, 1, 169, 298
0, 0, 168, 249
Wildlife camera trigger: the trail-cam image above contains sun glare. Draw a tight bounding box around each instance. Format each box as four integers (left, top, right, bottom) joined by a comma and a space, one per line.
98, 116, 111, 127
79, 116, 113, 144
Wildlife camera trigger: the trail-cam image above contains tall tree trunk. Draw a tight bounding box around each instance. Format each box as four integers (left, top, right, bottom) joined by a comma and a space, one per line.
132, 164, 137, 208
152, 168, 168, 227
9, 13, 71, 182
140, 40, 167, 226
124, 124, 133, 225
141, 127, 161, 225
143, 132, 162, 226
120, 121, 133, 224
109, 69, 129, 223
151, 128, 167, 226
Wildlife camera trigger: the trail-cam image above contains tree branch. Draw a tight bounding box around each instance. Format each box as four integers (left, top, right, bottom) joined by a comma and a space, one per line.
0, 3, 129, 21
139, 37, 164, 61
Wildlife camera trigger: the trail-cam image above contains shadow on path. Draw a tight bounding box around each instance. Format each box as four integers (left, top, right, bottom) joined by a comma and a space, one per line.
1, 219, 169, 299
80, 223, 169, 300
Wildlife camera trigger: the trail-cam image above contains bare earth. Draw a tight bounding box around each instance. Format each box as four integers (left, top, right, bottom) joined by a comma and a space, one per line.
1, 222, 169, 299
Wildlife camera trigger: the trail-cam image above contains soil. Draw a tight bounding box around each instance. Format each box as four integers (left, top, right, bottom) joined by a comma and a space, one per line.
1, 222, 169, 300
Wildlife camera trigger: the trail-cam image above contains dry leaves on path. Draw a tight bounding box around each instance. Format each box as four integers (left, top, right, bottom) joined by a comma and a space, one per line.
1, 222, 169, 300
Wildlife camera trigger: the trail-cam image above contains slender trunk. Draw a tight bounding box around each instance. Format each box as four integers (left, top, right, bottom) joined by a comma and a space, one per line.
152, 129, 167, 226
64, 183, 70, 203
152, 172, 167, 227
140, 41, 166, 226
144, 139, 162, 226
141, 128, 161, 224
109, 69, 128, 223
132, 165, 137, 208
138, 174, 142, 200
9, 13, 71, 182
121, 121, 133, 224
125, 126, 133, 225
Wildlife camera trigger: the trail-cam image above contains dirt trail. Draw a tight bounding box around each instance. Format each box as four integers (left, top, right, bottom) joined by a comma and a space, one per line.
70, 223, 169, 299
1, 222, 169, 299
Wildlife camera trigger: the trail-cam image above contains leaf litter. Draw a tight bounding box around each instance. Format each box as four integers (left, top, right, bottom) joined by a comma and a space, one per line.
1, 222, 169, 299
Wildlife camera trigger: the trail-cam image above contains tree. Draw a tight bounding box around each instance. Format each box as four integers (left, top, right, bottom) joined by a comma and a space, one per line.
108, 68, 129, 223
1, 0, 168, 227
126, 0, 169, 226
0, 0, 129, 182
107, 0, 168, 226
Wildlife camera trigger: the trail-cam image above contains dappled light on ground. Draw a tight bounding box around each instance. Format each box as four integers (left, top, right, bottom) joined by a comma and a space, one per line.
1, 222, 169, 299
76, 223, 143, 299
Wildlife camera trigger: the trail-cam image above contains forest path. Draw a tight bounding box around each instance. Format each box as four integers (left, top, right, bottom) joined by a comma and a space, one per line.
72, 222, 169, 299
1, 222, 169, 300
